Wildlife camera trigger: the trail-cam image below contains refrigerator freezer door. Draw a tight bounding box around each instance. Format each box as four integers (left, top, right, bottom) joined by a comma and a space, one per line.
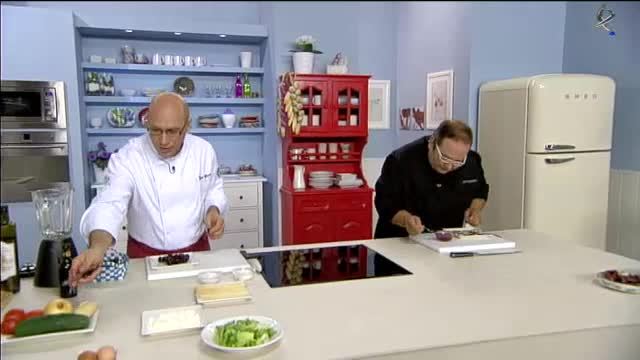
526, 75, 615, 153
524, 151, 610, 249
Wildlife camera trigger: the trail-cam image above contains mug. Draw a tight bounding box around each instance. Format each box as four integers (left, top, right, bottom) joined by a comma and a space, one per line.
195, 56, 207, 67
349, 114, 358, 126
152, 53, 162, 65
162, 54, 173, 66
90, 117, 103, 128
240, 52, 252, 68
184, 55, 194, 66
312, 114, 320, 126
312, 95, 322, 106
329, 143, 338, 153
318, 143, 327, 153
173, 55, 184, 66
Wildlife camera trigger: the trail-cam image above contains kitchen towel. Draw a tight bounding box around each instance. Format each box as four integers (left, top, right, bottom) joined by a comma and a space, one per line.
95, 249, 129, 282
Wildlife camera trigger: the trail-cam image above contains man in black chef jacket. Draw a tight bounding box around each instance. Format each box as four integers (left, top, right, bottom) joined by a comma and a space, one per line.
374, 120, 489, 239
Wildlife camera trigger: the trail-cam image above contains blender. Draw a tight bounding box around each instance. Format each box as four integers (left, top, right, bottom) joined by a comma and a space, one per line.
31, 183, 77, 288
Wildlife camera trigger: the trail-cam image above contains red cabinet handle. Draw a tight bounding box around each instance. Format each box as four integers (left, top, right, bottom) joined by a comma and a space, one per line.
303, 203, 330, 211
342, 221, 360, 229
305, 224, 324, 232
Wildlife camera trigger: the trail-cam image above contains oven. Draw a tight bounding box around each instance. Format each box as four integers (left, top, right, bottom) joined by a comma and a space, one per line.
0, 130, 70, 203
1, 80, 66, 129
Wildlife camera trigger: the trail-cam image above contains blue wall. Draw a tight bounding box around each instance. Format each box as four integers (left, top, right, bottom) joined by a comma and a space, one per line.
395, 1, 472, 147
1, 5, 87, 262
563, 2, 640, 171
468, 2, 567, 145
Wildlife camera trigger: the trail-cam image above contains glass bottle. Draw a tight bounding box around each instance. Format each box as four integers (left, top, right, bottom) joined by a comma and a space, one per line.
234, 74, 243, 98
243, 74, 252, 98
59, 241, 77, 298
0, 206, 20, 294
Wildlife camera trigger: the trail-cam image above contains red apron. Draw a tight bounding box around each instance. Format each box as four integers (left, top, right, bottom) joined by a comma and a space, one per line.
127, 232, 210, 259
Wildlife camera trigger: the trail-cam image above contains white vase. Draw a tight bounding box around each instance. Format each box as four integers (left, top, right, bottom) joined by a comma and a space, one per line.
293, 52, 314, 74
93, 164, 108, 184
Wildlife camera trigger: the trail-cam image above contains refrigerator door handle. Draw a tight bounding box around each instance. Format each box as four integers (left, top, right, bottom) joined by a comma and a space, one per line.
545, 144, 576, 151
545, 157, 576, 164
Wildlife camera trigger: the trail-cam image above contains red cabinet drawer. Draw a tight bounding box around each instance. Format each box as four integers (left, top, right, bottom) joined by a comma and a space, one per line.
333, 193, 371, 211
294, 213, 334, 244
295, 197, 331, 213
334, 211, 371, 241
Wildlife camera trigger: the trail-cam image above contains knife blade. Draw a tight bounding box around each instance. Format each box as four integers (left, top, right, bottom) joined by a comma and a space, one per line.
449, 249, 522, 258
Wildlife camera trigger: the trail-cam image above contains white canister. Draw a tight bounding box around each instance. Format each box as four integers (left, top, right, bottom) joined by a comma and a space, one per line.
240, 52, 252, 68
221, 110, 236, 128
152, 53, 162, 65
162, 54, 173, 66
90, 117, 103, 128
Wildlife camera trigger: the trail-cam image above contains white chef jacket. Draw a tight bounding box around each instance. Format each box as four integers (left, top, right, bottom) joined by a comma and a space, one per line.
80, 133, 229, 250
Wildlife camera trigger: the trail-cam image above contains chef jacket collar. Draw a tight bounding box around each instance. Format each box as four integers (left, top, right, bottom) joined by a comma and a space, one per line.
143, 133, 188, 164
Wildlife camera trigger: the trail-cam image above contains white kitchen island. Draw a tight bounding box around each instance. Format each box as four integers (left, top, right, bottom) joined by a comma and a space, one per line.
2, 230, 639, 360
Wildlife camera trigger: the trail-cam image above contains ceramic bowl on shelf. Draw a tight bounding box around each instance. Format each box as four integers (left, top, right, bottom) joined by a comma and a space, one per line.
107, 107, 136, 128
120, 89, 137, 97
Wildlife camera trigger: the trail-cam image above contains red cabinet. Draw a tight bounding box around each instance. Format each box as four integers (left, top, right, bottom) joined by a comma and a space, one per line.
279, 74, 373, 246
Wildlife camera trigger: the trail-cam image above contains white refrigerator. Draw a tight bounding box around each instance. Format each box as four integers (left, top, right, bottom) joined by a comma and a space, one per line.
477, 74, 615, 249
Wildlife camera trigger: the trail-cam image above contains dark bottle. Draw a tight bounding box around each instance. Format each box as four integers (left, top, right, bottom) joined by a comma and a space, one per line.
59, 241, 77, 298
0, 206, 20, 294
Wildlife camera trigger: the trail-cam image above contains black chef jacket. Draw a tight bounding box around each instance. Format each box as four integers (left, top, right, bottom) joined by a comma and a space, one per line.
374, 136, 489, 239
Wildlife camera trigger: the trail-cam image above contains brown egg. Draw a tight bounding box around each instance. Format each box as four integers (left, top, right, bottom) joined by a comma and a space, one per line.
97, 346, 117, 360
77, 351, 98, 360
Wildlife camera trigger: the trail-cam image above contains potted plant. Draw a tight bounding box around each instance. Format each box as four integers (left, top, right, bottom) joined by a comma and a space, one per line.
88, 142, 112, 184
290, 35, 322, 74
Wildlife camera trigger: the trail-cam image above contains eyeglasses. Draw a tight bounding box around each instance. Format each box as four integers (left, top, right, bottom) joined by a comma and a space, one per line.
435, 143, 466, 167
147, 123, 187, 138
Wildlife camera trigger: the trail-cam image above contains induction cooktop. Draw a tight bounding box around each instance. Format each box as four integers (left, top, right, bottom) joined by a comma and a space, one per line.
242, 244, 412, 288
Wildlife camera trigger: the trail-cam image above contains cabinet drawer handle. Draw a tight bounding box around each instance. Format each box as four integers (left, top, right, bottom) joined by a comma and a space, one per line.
343, 221, 360, 229
240, 244, 245, 249
240, 218, 244, 223
239, 195, 244, 200
304, 203, 330, 211
305, 224, 323, 232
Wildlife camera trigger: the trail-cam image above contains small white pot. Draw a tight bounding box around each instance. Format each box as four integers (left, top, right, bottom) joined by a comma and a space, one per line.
93, 164, 108, 184
222, 114, 236, 128
293, 52, 314, 74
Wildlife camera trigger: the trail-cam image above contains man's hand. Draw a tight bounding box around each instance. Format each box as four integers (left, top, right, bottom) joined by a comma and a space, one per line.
205, 206, 225, 239
464, 199, 486, 227
69, 230, 112, 287
392, 210, 425, 236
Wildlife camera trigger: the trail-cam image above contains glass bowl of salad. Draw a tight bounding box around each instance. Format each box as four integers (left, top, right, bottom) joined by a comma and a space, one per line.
200, 316, 283, 354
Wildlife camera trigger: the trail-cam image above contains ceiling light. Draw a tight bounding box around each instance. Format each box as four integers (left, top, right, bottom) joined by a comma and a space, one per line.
219, 34, 227, 38
174, 32, 182, 36
125, 29, 133, 33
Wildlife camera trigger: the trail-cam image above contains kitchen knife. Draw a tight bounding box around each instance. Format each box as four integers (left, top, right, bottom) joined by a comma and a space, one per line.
449, 249, 522, 258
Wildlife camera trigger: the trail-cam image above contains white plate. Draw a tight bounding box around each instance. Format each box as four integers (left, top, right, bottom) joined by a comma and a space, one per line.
309, 171, 334, 177
201, 316, 283, 354
141, 305, 205, 336
1, 311, 100, 346
595, 269, 640, 294
148, 252, 199, 270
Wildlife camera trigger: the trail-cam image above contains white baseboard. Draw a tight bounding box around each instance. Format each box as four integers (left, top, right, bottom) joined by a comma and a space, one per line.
607, 169, 640, 260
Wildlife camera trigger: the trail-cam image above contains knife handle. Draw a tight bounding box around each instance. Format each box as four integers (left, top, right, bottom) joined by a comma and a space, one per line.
450, 252, 474, 258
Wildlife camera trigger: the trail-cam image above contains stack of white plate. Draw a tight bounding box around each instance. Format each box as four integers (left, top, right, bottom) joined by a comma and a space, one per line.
309, 171, 335, 189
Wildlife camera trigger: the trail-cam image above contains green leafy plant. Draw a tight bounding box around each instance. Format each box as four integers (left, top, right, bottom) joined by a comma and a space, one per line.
289, 35, 323, 54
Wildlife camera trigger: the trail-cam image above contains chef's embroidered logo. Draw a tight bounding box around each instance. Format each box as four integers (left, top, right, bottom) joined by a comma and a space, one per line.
198, 173, 212, 181
462, 179, 478, 184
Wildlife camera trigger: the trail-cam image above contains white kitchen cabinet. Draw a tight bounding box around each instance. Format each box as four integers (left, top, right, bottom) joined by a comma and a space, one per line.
91, 176, 266, 251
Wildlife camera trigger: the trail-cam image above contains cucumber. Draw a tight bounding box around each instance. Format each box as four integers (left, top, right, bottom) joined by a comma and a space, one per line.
14, 314, 90, 337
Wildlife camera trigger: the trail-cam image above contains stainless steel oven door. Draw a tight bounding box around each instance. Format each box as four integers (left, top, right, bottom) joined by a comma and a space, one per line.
1, 131, 70, 203
0, 80, 67, 129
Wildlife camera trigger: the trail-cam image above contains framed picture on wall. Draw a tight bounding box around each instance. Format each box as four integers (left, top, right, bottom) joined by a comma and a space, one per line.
425, 70, 454, 130
368, 79, 391, 129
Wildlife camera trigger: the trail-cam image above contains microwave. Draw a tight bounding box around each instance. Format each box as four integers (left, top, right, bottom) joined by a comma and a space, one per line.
1, 80, 67, 129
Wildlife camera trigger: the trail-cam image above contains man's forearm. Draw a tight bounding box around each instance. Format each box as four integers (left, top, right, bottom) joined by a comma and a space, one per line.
88, 230, 113, 252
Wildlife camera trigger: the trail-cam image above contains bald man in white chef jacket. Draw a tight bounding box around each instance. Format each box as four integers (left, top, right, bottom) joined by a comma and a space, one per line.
70, 92, 228, 286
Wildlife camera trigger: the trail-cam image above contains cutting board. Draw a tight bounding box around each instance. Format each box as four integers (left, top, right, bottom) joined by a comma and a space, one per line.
410, 233, 516, 254
145, 249, 251, 281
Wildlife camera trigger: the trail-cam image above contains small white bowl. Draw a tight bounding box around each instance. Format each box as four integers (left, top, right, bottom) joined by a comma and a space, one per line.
120, 89, 137, 97
197, 271, 221, 284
